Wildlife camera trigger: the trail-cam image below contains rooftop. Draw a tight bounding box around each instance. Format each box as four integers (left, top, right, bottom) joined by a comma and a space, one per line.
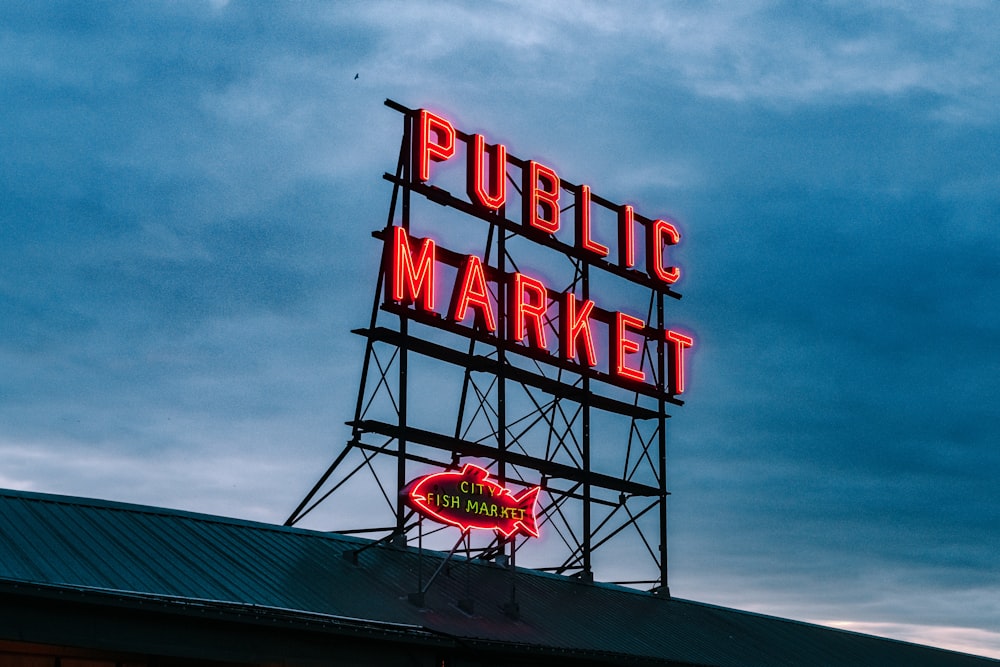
0, 487, 995, 666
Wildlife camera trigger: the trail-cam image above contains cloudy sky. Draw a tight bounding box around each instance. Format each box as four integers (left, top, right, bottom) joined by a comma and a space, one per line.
2, 0, 999, 659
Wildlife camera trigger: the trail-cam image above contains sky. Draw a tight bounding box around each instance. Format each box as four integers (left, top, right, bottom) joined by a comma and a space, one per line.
2, 0, 999, 659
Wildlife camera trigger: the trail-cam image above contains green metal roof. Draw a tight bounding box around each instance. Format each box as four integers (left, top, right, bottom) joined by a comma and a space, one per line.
0, 487, 995, 666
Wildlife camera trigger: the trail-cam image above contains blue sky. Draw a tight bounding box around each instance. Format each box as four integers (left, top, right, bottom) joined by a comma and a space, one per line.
2, 1, 998, 658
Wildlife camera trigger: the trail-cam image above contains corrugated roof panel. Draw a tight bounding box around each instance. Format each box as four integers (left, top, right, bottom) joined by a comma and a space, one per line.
9, 497, 101, 585
0, 488, 995, 667
48, 500, 154, 589
0, 500, 46, 581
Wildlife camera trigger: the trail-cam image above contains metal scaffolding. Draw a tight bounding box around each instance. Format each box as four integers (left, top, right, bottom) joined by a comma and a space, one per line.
286, 99, 684, 594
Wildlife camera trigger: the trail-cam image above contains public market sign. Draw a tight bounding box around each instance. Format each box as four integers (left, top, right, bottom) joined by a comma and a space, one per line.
386, 108, 694, 396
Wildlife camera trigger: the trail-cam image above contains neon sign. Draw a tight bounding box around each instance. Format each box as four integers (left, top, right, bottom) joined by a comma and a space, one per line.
287, 101, 696, 586
413, 109, 681, 285
403, 464, 541, 538
384, 107, 694, 398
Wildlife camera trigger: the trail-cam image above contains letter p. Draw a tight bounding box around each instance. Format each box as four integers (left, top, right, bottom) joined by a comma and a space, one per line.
414, 109, 456, 182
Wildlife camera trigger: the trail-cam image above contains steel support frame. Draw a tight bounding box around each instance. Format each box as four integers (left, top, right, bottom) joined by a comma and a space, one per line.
287, 100, 680, 593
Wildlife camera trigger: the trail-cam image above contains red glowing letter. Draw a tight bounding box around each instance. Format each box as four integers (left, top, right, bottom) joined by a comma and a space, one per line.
414, 109, 456, 182
467, 133, 507, 210
388, 226, 436, 312
612, 311, 646, 383
509, 273, 549, 350
618, 204, 636, 269
450, 255, 497, 332
560, 293, 597, 367
647, 218, 680, 284
575, 184, 609, 258
523, 161, 560, 233
666, 330, 693, 395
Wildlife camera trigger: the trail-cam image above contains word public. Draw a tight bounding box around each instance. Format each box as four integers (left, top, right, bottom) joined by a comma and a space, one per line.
385, 108, 693, 396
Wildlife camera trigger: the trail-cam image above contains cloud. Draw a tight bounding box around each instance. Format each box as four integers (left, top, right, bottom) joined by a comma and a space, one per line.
1, 0, 998, 659
0, 431, 324, 523
818, 621, 1000, 660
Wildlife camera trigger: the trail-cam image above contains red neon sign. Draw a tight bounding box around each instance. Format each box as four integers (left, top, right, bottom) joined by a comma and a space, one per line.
389, 107, 695, 399
409, 108, 686, 289
403, 464, 541, 538
388, 225, 694, 392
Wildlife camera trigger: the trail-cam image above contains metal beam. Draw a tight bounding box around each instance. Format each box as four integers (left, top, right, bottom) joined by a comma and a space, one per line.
348, 419, 660, 497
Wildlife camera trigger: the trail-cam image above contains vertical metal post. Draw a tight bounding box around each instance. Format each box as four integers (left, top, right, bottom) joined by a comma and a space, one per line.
657, 290, 669, 594
496, 214, 508, 562
582, 263, 592, 580
396, 110, 413, 538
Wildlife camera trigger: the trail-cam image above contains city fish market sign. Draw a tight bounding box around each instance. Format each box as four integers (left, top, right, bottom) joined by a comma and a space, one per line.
404, 464, 540, 539
393, 105, 694, 537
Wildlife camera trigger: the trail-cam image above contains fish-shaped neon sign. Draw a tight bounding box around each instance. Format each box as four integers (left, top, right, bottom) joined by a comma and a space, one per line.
403, 463, 541, 538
